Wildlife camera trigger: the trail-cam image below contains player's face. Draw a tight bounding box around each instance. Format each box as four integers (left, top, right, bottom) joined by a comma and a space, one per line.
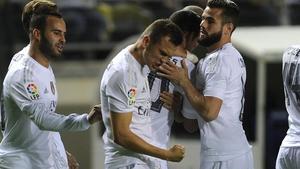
144, 36, 177, 71
39, 16, 66, 59
199, 7, 223, 47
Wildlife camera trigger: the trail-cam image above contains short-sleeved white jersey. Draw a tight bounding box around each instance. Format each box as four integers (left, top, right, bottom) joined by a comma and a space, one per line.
281, 45, 300, 147
195, 43, 251, 161
148, 56, 198, 149
0, 46, 90, 169
100, 45, 153, 166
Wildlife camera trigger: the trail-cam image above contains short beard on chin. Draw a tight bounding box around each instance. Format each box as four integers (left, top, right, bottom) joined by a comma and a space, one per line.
39, 33, 59, 59
199, 31, 222, 47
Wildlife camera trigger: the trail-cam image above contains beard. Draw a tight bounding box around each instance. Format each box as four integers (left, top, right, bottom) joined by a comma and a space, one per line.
199, 30, 222, 47
39, 33, 60, 59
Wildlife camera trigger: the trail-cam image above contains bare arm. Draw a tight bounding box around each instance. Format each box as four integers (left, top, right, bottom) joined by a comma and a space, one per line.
158, 60, 222, 122
110, 111, 185, 162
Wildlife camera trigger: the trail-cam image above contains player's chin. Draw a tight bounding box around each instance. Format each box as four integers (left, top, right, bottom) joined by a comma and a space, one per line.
51, 51, 62, 58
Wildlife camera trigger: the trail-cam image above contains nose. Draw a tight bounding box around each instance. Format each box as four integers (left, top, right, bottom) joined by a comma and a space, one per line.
61, 34, 66, 44
200, 20, 208, 32
59, 32, 66, 44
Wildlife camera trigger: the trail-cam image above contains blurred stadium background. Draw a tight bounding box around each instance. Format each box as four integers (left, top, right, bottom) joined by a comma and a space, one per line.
0, 0, 300, 169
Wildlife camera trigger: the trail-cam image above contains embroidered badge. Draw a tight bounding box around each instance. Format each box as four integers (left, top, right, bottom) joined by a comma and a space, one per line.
25, 83, 40, 100
207, 57, 217, 73
128, 88, 137, 105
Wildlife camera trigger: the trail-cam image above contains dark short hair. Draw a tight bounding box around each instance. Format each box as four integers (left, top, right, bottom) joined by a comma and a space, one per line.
141, 19, 183, 47
29, 5, 62, 34
207, 0, 240, 31
22, 0, 58, 34
182, 5, 204, 16
170, 10, 201, 40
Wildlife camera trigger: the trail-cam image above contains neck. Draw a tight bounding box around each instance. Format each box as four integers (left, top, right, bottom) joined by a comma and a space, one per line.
28, 42, 50, 68
129, 42, 144, 66
207, 37, 231, 53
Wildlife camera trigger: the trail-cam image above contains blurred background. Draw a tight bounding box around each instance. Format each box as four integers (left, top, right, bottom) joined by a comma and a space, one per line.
0, 0, 300, 169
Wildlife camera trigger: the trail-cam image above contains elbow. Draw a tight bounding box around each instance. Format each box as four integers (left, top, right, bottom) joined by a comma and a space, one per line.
113, 135, 124, 146
203, 116, 216, 122
113, 131, 129, 147
201, 110, 219, 122
113, 137, 123, 146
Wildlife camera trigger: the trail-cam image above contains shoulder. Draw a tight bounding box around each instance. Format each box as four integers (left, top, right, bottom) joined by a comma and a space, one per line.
102, 56, 132, 87
7, 57, 37, 83
214, 43, 243, 68
283, 45, 300, 61
220, 43, 241, 59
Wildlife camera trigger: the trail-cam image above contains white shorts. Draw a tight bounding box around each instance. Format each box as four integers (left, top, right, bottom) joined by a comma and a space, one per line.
154, 158, 167, 169
105, 157, 161, 169
105, 163, 150, 169
200, 151, 254, 169
276, 147, 300, 169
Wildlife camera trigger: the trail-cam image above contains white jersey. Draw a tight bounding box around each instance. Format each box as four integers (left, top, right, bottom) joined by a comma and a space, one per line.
100, 46, 153, 167
148, 69, 174, 149
195, 43, 251, 161
171, 57, 200, 120
280, 45, 300, 147
0, 46, 90, 169
148, 56, 198, 149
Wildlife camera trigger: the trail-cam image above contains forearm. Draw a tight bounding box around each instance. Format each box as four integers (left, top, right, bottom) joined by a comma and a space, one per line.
115, 130, 169, 160
180, 79, 215, 122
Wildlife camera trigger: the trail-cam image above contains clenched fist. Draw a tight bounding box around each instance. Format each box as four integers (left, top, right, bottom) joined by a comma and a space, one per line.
87, 104, 102, 124
167, 144, 185, 162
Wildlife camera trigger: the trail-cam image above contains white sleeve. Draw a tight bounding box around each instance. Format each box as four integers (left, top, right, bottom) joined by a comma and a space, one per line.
9, 72, 90, 132
105, 70, 135, 113
203, 56, 229, 100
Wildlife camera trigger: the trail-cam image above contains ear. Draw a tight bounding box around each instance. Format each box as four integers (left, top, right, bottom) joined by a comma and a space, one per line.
141, 35, 150, 49
224, 23, 233, 36
32, 28, 41, 41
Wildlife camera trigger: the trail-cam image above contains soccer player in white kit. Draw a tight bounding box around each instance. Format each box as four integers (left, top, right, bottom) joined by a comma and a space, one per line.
0, 2, 101, 169
158, 0, 253, 169
276, 45, 300, 169
100, 19, 186, 169
148, 10, 201, 169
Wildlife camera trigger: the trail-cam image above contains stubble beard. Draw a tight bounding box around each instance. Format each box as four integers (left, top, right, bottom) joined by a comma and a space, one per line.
199, 30, 222, 47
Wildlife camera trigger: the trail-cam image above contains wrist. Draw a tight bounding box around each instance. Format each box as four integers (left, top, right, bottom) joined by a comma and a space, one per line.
86, 114, 92, 125
163, 150, 170, 161
179, 78, 190, 89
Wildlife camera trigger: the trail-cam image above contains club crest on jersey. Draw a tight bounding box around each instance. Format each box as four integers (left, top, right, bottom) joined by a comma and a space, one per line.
50, 81, 55, 95
207, 57, 217, 73
128, 88, 136, 105
25, 83, 40, 100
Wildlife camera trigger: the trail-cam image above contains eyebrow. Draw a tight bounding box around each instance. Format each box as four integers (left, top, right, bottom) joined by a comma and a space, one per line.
203, 15, 215, 22
51, 29, 65, 33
